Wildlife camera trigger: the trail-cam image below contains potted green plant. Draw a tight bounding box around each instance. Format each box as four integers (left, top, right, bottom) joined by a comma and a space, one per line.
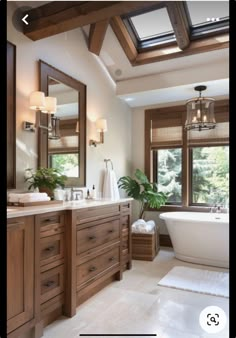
24, 167, 67, 198
118, 169, 168, 219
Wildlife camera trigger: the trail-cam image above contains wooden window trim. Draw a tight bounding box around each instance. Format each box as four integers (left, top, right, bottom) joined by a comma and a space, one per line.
112, 15, 228, 66
145, 100, 229, 210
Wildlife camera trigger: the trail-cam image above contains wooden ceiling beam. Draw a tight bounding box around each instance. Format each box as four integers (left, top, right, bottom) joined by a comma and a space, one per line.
89, 19, 109, 56
166, 1, 190, 50
135, 34, 229, 66
23, 1, 159, 41
110, 16, 137, 65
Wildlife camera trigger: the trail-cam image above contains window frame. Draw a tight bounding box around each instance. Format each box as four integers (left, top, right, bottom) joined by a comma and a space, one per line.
122, 4, 177, 52
153, 147, 183, 206
145, 100, 229, 212
121, 2, 229, 53
189, 144, 229, 207
183, 1, 229, 40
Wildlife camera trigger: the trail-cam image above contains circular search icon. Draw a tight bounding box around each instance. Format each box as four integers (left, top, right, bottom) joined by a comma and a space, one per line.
199, 306, 227, 334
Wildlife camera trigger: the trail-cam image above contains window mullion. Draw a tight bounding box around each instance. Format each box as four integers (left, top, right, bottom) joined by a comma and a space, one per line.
182, 111, 189, 207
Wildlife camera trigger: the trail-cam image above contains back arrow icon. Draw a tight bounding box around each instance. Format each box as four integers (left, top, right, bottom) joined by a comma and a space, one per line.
22, 14, 29, 25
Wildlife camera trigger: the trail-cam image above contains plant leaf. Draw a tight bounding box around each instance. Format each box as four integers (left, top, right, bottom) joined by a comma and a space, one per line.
134, 169, 149, 184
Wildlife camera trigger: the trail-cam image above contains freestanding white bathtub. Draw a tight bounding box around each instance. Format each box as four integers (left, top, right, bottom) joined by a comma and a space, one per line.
160, 212, 229, 268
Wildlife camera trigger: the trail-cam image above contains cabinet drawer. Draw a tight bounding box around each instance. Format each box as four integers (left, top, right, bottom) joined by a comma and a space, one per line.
40, 265, 64, 304
122, 227, 129, 237
40, 234, 64, 268
77, 219, 120, 254
76, 205, 120, 224
121, 215, 129, 229
122, 248, 129, 263
120, 202, 131, 213
77, 246, 119, 286
122, 236, 129, 250
37, 212, 65, 238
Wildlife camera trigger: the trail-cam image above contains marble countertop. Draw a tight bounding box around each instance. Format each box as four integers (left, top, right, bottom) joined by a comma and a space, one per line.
7, 198, 133, 218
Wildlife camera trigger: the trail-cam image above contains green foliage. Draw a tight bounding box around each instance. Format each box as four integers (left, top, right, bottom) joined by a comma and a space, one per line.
118, 169, 167, 219
192, 146, 229, 205
25, 167, 67, 191
157, 148, 182, 203
51, 154, 79, 175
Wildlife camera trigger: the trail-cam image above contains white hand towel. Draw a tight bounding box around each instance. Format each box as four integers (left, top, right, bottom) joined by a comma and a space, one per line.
102, 169, 120, 200
8, 192, 49, 203
19, 196, 51, 203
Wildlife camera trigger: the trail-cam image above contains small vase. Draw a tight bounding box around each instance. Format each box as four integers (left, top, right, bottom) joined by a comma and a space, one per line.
39, 186, 54, 199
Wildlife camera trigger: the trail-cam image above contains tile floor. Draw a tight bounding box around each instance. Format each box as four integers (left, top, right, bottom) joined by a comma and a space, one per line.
43, 248, 229, 338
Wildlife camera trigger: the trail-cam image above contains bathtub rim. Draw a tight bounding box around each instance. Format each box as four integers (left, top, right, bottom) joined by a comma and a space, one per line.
159, 211, 229, 224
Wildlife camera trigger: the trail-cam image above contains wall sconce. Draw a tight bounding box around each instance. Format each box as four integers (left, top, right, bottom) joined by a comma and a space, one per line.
89, 119, 108, 147
23, 91, 60, 139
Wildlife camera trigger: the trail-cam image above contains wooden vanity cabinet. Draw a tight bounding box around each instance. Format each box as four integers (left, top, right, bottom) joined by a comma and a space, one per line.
35, 211, 66, 327
7, 216, 35, 336
7, 201, 132, 337
74, 202, 132, 307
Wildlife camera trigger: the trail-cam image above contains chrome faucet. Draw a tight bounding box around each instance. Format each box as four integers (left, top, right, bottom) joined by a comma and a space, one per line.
70, 188, 84, 201
210, 204, 222, 213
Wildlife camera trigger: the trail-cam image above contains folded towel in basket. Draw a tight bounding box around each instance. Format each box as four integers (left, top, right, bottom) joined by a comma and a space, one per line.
132, 219, 156, 233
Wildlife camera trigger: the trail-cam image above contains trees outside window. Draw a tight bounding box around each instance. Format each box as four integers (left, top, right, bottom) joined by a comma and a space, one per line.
50, 153, 79, 177
157, 148, 182, 204
192, 146, 229, 205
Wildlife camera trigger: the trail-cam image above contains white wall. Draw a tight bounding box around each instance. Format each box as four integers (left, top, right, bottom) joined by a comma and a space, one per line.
7, 2, 132, 192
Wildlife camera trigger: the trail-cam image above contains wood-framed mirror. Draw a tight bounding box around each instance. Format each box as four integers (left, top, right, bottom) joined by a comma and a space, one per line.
39, 60, 86, 187
7, 41, 16, 189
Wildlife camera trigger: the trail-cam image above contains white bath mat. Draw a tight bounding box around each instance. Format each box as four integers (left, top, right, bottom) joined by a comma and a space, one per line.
158, 266, 229, 298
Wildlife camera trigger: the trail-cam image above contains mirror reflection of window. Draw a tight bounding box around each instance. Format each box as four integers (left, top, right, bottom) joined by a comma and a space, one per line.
48, 77, 79, 178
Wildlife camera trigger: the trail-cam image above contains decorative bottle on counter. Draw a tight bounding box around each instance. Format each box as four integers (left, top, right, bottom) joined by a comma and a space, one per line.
92, 185, 96, 199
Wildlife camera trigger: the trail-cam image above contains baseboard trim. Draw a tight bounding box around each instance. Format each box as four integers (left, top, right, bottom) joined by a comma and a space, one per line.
160, 234, 173, 247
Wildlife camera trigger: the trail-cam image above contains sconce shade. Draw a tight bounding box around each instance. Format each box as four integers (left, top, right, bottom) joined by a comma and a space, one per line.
96, 119, 107, 132
29, 91, 45, 110
185, 86, 216, 131
44, 96, 57, 114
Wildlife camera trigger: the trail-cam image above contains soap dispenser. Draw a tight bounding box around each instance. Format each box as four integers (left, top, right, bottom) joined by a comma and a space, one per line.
92, 185, 96, 199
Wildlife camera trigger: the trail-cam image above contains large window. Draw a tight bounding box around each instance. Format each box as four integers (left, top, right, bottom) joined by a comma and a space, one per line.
156, 148, 182, 204
145, 101, 229, 209
191, 146, 229, 206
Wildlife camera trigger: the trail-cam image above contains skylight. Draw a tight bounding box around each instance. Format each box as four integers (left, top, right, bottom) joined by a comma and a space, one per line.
130, 8, 174, 41
186, 1, 229, 26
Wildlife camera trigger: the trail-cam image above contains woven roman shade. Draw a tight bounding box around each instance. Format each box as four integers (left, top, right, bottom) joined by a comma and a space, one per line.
151, 110, 183, 148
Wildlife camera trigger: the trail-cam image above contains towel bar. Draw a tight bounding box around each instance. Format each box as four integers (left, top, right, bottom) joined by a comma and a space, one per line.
104, 159, 113, 170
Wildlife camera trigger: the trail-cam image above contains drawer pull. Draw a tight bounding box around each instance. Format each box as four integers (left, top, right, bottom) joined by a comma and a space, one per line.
88, 235, 96, 240
54, 227, 59, 232
43, 218, 56, 223
108, 229, 114, 233
109, 256, 115, 262
89, 266, 96, 272
45, 246, 55, 252
44, 280, 56, 287
122, 223, 127, 226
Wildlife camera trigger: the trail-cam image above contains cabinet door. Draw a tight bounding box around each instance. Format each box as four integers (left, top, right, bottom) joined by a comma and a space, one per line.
7, 217, 34, 333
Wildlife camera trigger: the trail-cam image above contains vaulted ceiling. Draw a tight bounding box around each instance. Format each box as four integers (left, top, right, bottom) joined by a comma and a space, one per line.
10, 1, 229, 107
